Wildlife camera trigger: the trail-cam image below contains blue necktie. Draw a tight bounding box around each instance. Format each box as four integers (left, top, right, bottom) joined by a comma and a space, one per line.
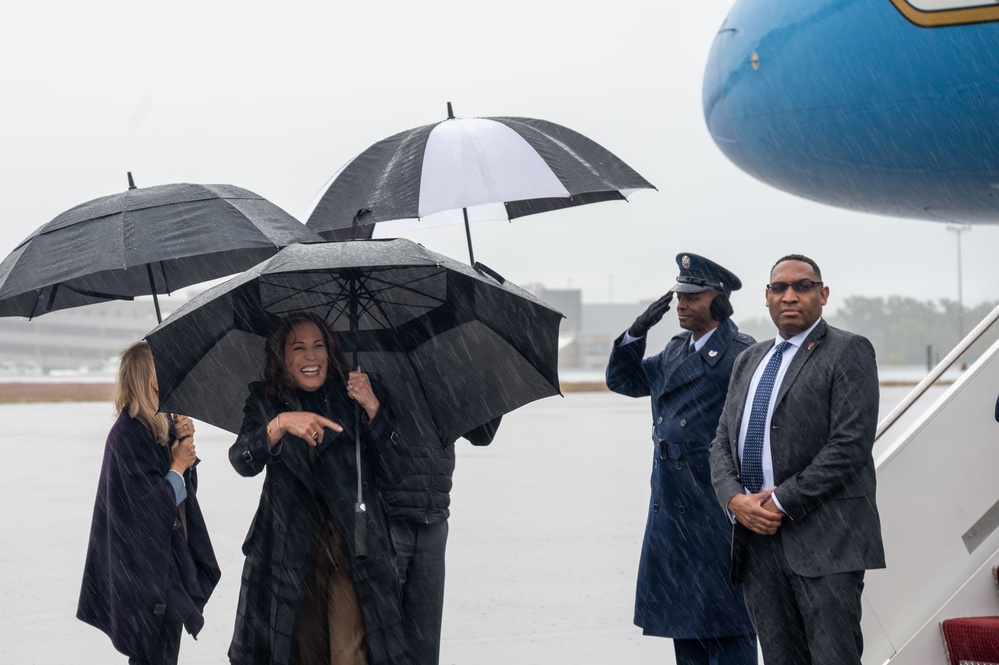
742, 341, 792, 493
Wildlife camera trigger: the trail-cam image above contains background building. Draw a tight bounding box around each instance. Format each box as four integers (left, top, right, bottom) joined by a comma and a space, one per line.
0, 286, 707, 380
0, 296, 184, 375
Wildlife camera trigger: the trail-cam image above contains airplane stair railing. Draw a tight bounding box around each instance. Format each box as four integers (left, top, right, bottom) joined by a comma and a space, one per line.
939, 566, 999, 665
859, 302, 999, 664
876, 301, 999, 442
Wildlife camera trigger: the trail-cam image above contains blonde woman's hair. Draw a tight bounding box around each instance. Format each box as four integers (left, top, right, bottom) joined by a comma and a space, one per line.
114, 341, 170, 445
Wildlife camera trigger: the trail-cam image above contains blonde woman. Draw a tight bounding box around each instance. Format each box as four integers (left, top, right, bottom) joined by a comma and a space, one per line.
78, 341, 220, 665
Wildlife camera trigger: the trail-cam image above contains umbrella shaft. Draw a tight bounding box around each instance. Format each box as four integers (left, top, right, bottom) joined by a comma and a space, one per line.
463, 208, 475, 265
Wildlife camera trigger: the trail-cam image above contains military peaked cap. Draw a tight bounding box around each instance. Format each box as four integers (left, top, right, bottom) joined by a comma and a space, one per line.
672, 253, 742, 294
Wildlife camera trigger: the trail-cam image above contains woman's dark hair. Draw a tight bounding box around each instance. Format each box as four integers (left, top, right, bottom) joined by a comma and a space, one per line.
263, 313, 351, 401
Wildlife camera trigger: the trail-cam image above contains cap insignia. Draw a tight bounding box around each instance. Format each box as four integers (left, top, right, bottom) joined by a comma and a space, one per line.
681, 255, 691, 268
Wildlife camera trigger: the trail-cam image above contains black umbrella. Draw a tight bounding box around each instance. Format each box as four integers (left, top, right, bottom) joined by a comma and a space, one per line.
146, 238, 562, 556
0, 173, 322, 322
304, 103, 655, 263
145, 238, 562, 440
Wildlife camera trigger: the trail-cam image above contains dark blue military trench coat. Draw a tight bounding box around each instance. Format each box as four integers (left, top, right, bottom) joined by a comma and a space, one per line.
606, 317, 756, 639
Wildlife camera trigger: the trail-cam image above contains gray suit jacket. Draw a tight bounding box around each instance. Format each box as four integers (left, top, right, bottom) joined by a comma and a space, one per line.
709, 320, 886, 583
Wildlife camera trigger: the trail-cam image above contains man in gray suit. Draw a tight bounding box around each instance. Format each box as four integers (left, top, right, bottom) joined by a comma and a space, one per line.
709, 254, 885, 665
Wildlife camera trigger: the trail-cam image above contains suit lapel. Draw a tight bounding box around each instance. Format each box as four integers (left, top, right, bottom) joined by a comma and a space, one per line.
774, 320, 828, 407
731, 342, 771, 429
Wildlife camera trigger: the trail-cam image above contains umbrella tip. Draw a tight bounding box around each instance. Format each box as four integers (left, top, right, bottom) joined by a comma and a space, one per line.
127, 172, 136, 190
446, 102, 454, 120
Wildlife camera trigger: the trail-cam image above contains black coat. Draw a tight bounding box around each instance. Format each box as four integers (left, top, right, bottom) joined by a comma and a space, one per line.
382, 443, 454, 524
227, 379, 413, 665
382, 416, 500, 525
78, 412, 220, 660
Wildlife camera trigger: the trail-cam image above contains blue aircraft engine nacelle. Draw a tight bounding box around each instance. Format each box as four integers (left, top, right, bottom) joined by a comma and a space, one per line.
703, 0, 999, 224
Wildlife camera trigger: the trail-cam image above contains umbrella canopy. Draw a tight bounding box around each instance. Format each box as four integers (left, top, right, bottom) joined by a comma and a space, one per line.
304, 104, 655, 262
145, 238, 563, 445
0, 177, 322, 321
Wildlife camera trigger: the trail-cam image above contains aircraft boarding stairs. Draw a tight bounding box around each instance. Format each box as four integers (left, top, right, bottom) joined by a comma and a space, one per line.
860, 304, 999, 665
939, 566, 999, 665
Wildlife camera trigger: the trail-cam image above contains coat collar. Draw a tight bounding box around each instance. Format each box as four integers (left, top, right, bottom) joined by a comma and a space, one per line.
660, 318, 739, 395
697, 318, 739, 367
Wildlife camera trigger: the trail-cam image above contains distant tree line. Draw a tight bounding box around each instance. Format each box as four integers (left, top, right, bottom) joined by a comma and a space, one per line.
735, 296, 999, 366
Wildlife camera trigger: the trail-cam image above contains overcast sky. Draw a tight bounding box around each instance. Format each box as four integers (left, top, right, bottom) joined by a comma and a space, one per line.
2, 0, 996, 325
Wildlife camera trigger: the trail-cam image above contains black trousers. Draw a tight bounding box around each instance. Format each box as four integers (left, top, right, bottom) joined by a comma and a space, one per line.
390, 518, 448, 665
128, 621, 182, 665
742, 531, 865, 665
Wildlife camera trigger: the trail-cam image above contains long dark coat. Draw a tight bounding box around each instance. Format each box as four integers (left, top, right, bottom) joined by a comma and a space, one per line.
228, 378, 413, 665
606, 317, 756, 639
78, 412, 220, 660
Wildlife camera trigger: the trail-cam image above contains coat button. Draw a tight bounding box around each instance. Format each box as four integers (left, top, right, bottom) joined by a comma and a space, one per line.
656, 416, 663, 425
653, 503, 660, 513
272, 520, 280, 530
153, 603, 166, 616
653, 459, 658, 469
172, 519, 181, 530
679, 419, 687, 427
678, 506, 686, 514
675, 461, 683, 470
376, 556, 384, 564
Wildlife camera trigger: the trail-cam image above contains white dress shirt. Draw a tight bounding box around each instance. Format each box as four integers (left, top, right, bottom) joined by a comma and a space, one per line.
737, 318, 822, 513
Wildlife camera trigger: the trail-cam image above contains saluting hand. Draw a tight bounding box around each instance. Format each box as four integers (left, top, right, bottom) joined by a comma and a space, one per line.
629, 291, 674, 338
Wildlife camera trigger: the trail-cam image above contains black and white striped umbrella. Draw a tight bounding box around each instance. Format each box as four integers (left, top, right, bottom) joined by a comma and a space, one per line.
304, 104, 655, 262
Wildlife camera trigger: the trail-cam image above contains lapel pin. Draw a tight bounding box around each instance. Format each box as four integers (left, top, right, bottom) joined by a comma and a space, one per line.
807, 342, 814, 350
708, 350, 718, 357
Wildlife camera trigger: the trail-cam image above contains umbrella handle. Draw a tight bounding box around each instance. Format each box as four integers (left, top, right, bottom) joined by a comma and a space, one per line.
353, 396, 366, 559
354, 500, 367, 560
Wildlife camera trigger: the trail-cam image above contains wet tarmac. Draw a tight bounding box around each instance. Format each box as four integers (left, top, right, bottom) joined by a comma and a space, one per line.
0, 386, 937, 664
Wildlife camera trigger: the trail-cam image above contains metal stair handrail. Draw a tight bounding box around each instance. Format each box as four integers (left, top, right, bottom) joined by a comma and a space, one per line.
876, 301, 999, 441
